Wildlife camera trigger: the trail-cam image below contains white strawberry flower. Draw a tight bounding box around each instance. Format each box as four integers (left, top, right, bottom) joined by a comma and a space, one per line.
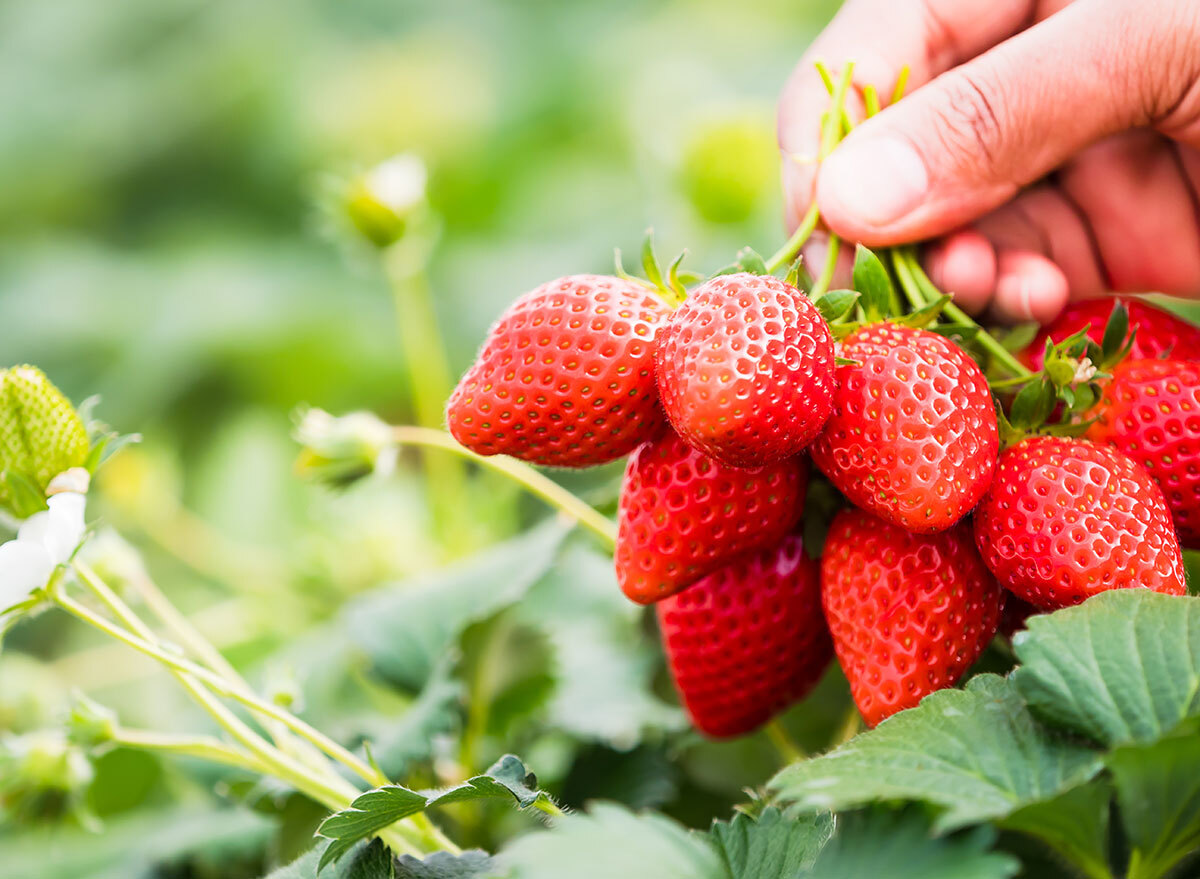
0, 469, 89, 612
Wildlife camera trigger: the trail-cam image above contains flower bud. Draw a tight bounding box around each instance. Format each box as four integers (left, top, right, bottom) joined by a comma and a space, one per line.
344, 154, 428, 248
293, 407, 398, 487
0, 729, 94, 823
66, 693, 119, 750
0, 366, 90, 518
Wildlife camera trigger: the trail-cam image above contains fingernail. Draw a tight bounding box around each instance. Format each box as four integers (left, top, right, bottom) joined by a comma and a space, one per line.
818, 136, 928, 227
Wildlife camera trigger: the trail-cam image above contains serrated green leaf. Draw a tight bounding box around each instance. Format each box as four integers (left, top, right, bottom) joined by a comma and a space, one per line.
852, 245, 895, 319
394, 851, 494, 879
367, 662, 462, 779
1009, 379, 1055, 429
344, 524, 567, 691
769, 675, 1102, 831
805, 809, 1019, 879
997, 780, 1112, 879
426, 754, 551, 811
896, 294, 950, 329
1012, 591, 1200, 747
813, 289, 858, 324
268, 840, 396, 879
1109, 735, 1200, 879
1001, 323, 1040, 353
513, 539, 683, 746
318, 756, 553, 871
499, 802, 725, 879
709, 808, 832, 879
318, 789, 429, 871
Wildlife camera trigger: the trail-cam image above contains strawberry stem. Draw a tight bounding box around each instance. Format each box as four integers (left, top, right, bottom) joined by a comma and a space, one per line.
764, 201, 820, 275
896, 248, 1033, 379
811, 234, 841, 299
764, 718, 806, 764
391, 426, 618, 548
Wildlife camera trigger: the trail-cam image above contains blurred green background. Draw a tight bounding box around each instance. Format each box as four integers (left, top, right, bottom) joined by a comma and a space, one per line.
0, 0, 846, 876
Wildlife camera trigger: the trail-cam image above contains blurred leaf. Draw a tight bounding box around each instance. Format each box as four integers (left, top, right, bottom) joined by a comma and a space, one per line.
709, 808, 832, 878
805, 810, 1019, 879
265, 840, 391, 879
367, 662, 463, 779
560, 744, 678, 811
1109, 736, 1200, 879
499, 802, 725, 879
344, 523, 567, 691
513, 539, 683, 747
394, 851, 494, 878
997, 780, 1112, 879
770, 675, 1102, 831
1012, 591, 1200, 746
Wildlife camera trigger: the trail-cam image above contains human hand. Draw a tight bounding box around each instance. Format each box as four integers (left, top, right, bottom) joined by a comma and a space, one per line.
778, 0, 1200, 323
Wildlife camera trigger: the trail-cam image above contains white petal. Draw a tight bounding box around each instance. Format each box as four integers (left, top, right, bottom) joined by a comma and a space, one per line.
16, 510, 51, 545
43, 492, 87, 563
0, 539, 54, 609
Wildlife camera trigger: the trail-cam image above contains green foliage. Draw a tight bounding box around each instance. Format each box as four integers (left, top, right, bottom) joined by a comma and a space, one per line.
709, 808, 832, 878
1109, 737, 1200, 879
317, 756, 555, 870
1012, 591, 1200, 746
770, 675, 1102, 831
499, 803, 725, 879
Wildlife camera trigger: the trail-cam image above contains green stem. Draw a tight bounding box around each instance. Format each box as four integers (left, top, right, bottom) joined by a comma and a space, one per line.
112, 727, 270, 773
810, 234, 841, 299
384, 242, 475, 557
71, 566, 384, 791
764, 202, 820, 275
830, 704, 863, 747
899, 249, 1033, 378
764, 718, 806, 764
53, 582, 428, 855
533, 798, 566, 820
391, 426, 617, 550
889, 249, 930, 311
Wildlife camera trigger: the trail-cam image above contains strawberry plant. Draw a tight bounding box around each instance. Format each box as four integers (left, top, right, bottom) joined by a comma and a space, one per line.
5, 59, 1200, 879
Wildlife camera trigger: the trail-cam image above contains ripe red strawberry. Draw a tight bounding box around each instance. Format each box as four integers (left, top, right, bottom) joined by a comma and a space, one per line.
1087, 359, 1200, 548
1024, 297, 1200, 370
810, 324, 999, 533
615, 430, 806, 604
656, 535, 831, 738
446, 275, 669, 467
974, 436, 1186, 610
655, 273, 836, 467
821, 508, 1003, 728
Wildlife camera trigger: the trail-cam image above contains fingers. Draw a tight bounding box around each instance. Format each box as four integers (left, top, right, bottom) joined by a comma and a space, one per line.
924, 230, 996, 315
778, 0, 1034, 229
815, 0, 1200, 245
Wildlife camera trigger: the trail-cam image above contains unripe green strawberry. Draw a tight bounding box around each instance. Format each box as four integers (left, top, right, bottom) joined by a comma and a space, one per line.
0, 366, 90, 515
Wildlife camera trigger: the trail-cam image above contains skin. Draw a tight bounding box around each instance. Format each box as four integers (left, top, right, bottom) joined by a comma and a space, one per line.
778, 0, 1200, 323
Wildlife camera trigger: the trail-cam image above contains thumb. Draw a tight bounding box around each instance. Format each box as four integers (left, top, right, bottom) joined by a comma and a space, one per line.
815, 0, 1200, 246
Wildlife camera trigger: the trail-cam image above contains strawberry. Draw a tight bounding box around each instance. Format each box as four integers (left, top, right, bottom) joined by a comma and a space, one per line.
655, 273, 836, 467
656, 534, 831, 738
1025, 297, 1200, 370
1086, 359, 1200, 548
810, 324, 999, 533
446, 275, 669, 467
973, 436, 1186, 610
615, 430, 806, 604
820, 508, 1003, 728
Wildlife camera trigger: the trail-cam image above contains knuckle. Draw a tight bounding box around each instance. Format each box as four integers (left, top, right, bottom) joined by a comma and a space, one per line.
928, 69, 1010, 178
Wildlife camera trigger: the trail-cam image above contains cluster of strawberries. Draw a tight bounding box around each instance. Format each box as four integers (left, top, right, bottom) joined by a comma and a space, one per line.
446, 270, 1200, 736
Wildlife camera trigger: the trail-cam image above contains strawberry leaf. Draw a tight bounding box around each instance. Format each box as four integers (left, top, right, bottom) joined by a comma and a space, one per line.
1108, 735, 1200, 879
395, 851, 495, 878
709, 808, 833, 878
1012, 591, 1200, 747
852, 245, 895, 320
318, 756, 554, 871
996, 779, 1112, 879
769, 675, 1102, 831
1100, 300, 1129, 363
499, 803, 726, 879
805, 809, 1018, 879
735, 247, 767, 275
813, 289, 859, 323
